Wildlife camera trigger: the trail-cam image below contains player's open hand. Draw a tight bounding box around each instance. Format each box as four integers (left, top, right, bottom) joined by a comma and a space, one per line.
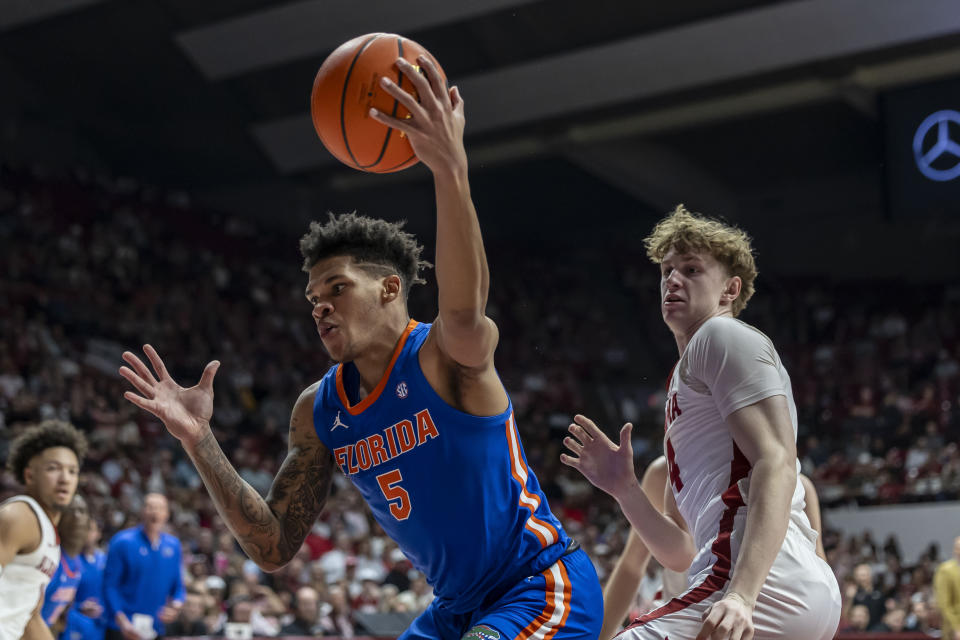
119, 344, 220, 448
370, 56, 466, 176
696, 593, 754, 640
560, 415, 637, 500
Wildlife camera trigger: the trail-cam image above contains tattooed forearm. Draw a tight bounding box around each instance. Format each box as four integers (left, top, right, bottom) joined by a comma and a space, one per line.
268, 443, 335, 561
186, 429, 332, 571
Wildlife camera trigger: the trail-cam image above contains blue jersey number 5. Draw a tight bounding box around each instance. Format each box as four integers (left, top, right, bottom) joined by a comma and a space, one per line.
377, 469, 411, 520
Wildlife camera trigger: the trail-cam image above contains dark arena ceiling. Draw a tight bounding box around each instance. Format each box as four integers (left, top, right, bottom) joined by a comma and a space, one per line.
2, 0, 960, 278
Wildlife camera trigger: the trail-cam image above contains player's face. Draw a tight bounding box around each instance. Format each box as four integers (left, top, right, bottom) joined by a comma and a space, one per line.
305, 255, 388, 362
659, 248, 736, 335
24, 446, 80, 511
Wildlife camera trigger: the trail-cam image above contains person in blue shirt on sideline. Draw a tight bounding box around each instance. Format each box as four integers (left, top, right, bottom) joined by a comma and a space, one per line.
63, 518, 108, 640
103, 494, 185, 640
42, 495, 90, 634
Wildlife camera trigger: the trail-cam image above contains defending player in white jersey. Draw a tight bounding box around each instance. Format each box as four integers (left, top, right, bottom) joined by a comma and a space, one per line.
600, 456, 828, 640
562, 206, 841, 640
0, 421, 87, 640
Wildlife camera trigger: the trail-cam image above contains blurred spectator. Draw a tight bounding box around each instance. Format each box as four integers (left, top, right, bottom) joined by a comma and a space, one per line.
935, 536, 960, 640
163, 592, 208, 637
840, 604, 871, 634
42, 495, 90, 634
850, 562, 885, 627
316, 586, 354, 638
869, 606, 906, 633
904, 598, 936, 635
278, 586, 321, 636
103, 493, 185, 640
226, 597, 278, 638
74, 516, 107, 639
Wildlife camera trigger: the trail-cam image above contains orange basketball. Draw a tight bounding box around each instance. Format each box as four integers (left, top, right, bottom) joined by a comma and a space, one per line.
310, 33, 446, 173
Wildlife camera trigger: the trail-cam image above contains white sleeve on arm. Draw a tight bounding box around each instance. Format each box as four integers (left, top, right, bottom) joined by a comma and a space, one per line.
686, 318, 786, 419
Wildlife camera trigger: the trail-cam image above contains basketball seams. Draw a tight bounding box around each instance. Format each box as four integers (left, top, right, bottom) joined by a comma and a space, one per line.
339, 33, 381, 169
361, 36, 405, 171
313, 33, 444, 173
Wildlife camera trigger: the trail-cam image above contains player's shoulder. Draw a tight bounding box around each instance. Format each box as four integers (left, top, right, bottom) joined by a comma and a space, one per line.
300, 378, 325, 400
0, 496, 34, 520
692, 316, 772, 350
0, 498, 41, 539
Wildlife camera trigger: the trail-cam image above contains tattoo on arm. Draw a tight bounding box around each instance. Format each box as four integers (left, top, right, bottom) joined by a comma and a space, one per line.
189, 417, 334, 570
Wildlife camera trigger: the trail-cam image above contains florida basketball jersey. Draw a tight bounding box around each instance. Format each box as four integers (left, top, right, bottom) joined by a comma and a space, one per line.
0, 495, 60, 640
313, 320, 570, 613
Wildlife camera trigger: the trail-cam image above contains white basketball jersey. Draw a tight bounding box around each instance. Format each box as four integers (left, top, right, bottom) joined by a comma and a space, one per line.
660, 566, 688, 601
663, 317, 807, 580
0, 495, 60, 640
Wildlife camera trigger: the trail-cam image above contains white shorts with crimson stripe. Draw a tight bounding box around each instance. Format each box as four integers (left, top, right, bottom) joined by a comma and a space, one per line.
620, 521, 840, 640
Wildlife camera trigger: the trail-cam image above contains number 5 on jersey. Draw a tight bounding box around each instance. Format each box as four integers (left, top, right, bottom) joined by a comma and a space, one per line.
377, 469, 411, 520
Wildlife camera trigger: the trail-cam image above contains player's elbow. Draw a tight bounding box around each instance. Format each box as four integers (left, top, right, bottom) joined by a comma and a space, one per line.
440, 307, 487, 334
438, 313, 496, 367
252, 556, 289, 573
662, 535, 696, 573
663, 555, 693, 574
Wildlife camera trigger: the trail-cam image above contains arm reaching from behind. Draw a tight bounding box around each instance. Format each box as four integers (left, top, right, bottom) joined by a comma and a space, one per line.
561, 416, 696, 573
600, 457, 670, 640
120, 346, 334, 571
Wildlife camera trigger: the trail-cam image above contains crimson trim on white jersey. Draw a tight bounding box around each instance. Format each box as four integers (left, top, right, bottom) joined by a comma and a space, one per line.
623, 444, 751, 630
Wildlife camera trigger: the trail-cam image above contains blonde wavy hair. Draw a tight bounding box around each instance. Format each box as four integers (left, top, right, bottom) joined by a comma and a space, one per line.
643, 205, 757, 316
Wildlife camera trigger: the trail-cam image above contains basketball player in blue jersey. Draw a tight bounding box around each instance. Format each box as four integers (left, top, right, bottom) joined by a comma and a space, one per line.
119, 54, 602, 640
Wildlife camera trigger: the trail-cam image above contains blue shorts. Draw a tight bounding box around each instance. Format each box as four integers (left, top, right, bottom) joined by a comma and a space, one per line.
400, 547, 602, 640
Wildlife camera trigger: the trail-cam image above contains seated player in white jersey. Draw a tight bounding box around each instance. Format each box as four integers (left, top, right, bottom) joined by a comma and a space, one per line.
562, 206, 841, 640
0, 420, 87, 640
600, 457, 828, 640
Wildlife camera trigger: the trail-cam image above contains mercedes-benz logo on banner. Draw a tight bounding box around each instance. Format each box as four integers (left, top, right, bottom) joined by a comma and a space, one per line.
913, 109, 960, 182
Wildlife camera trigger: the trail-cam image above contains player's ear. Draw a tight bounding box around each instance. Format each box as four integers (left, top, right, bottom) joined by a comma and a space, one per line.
723, 276, 742, 303
382, 275, 402, 302
22, 462, 33, 486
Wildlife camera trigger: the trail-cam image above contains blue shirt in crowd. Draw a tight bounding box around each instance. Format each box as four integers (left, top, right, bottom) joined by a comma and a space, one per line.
62, 548, 107, 640
103, 526, 185, 636
42, 552, 83, 626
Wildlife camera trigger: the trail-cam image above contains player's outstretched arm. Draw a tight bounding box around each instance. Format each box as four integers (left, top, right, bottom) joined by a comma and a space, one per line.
120, 347, 334, 571
696, 394, 797, 640
562, 416, 695, 572
600, 457, 669, 640
372, 56, 497, 369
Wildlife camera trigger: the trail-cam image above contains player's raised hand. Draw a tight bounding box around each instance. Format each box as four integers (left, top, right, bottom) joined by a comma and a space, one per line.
560, 415, 637, 499
696, 593, 754, 640
119, 344, 220, 447
370, 55, 466, 175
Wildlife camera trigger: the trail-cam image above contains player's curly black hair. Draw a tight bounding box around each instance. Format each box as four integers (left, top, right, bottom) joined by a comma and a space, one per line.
6, 420, 88, 484
299, 212, 432, 298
